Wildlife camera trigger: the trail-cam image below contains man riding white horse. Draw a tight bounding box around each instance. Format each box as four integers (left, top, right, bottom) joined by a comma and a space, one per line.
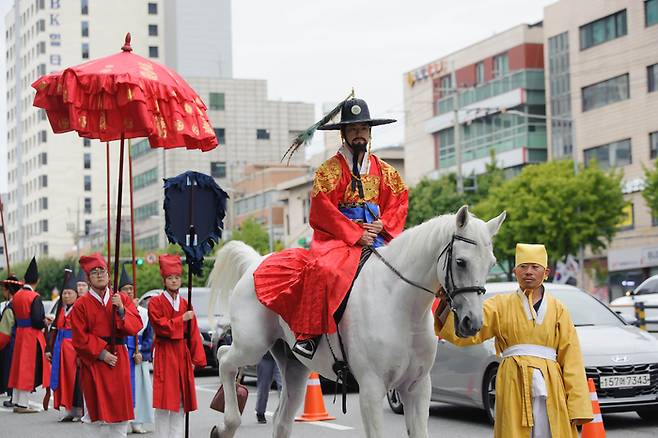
254, 95, 408, 359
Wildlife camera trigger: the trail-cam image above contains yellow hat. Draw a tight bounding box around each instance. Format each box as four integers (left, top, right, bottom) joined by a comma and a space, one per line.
515, 243, 548, 268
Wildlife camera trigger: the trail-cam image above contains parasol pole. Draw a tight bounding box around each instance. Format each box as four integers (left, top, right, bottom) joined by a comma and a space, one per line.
0, 194, 10, 274
110, 134, 126, 352
128, 140, 137, 296
184, 175, 196, 438
106, 142, 112, 273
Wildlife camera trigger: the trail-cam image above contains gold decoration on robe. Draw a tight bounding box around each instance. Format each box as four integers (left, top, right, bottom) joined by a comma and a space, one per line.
123, 117, 134, 130
191, 124, 199, 136
58, 117, 70, 130
184, 103, 193, 114
138, 62, 158, 80
37, 81, 47, 90
99, 112, 107, 131
78, 115, 87, 128
175, 120, 184, 132
127, 87, 133, 101
342, 175, 380, 204
378, 158, 407, 195
312, 156, 342, 197
202, 120, 213, 135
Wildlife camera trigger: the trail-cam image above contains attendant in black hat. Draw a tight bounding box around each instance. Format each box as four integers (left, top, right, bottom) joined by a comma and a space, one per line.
254, 94, 409, 359
8, 257, 50, 413
75, 268, 89, 297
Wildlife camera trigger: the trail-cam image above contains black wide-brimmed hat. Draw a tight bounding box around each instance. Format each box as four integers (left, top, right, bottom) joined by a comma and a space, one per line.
281, 91, 396, 163
318, 98, 396, 131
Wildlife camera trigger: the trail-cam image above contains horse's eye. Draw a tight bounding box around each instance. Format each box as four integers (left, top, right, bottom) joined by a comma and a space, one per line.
456, 258, 466, 268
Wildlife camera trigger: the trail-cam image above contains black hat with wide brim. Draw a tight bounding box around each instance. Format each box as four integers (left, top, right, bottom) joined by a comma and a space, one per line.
318, 98, 396, 131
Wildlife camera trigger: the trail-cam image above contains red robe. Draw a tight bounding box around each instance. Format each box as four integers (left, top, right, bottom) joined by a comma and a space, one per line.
148, 292, 206, 413
52, 305, 78, 411
71, 289, 143, 423
254, 153, 408, 337
8, 288, 50, 391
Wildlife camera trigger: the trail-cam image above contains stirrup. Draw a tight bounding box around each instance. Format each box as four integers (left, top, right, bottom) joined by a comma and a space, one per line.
292, 338, 318, 359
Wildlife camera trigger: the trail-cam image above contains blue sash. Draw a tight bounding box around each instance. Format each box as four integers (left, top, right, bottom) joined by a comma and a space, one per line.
339, 202, 385, 248
126, 335, 137, 406
16, 318, 31, 328
50, 328, 72, 391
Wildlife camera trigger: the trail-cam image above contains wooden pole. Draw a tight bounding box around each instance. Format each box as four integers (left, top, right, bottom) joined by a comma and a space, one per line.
106, 142, 112, 272
128, 140, 137, 295
110, 135, 126, 352
0, 195, 10, 275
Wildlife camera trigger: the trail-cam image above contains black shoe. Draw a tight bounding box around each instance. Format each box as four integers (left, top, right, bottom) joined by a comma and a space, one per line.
3, 400, 14, 408
292, 337, 319, 360
256, 413, 267, 424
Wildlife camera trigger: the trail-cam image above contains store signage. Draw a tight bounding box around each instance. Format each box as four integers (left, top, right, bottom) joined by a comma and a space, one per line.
407, 61, 446, 87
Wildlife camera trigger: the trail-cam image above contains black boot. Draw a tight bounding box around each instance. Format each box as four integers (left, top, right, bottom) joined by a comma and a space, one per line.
292, 337, 320, 360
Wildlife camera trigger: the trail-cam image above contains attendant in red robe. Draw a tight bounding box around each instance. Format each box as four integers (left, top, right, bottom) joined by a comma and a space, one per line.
9, 257, 50, 413
71, 253, 143, 437
254, 97, 408, 358
49, 273, 83, 421
148, 254, 206, 438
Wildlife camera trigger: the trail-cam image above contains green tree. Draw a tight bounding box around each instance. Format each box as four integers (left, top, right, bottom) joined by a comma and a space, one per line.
473, 160, 626, 279
230, 217, 272, 255
643, 159, 658, 218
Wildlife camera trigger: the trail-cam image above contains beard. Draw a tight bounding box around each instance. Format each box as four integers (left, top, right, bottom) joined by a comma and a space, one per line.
350, 138, 367, 152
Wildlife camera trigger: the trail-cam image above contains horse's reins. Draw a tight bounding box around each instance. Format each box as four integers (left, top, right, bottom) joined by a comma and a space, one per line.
369, 230, 485, 311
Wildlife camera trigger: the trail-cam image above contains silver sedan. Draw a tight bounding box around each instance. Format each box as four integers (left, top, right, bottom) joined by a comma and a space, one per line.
387, 283, 658, 423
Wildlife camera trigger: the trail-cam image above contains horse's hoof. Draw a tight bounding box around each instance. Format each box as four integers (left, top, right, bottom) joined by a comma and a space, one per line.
210, 425, 221, 438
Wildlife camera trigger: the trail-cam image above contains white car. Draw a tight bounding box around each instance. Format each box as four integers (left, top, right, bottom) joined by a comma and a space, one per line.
609, 275, 658, 332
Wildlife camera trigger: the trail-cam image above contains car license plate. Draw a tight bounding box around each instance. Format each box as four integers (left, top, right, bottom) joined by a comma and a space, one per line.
600, 374, 651, 389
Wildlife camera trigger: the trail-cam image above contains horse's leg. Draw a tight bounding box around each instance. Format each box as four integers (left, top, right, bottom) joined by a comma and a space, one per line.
269, 341, 309, 438
357, 373, 387, 438
398, 374, 432, 438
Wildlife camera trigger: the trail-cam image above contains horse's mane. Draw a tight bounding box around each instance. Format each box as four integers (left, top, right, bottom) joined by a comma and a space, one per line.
383, 212, 491, 264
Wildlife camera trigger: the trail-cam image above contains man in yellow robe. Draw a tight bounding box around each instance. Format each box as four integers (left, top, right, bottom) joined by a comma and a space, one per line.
434, 243, 593, 437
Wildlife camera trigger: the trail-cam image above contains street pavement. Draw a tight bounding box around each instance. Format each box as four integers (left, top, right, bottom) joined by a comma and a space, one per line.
1, 373, 657, 437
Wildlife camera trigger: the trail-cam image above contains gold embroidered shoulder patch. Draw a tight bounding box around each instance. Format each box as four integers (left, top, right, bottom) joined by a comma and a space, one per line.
378, 158, 407, 195
312, 156, 342, 196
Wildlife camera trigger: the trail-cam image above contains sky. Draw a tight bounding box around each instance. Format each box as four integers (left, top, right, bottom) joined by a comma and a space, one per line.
0, 0, 555, 193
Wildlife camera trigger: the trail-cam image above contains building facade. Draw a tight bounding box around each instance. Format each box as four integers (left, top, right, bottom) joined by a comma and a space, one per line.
130, 78, 314, 250
403, 23, 547, 186
544, 0, 658, 300
3, 0, 232, 262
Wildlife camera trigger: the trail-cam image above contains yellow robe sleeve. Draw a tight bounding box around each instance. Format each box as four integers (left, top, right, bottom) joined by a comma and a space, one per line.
435, 295, 500, 346
556, 303, 594, 422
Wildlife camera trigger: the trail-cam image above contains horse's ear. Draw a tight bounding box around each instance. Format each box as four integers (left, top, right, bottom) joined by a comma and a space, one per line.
486, 211, 507, 237
456, 205, 469, 229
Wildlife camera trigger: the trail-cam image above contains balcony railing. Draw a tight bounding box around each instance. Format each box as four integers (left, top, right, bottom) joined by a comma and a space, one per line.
437, 69, 545, 115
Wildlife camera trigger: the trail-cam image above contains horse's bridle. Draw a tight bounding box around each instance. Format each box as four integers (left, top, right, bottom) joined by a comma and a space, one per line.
369, 233, 486, 311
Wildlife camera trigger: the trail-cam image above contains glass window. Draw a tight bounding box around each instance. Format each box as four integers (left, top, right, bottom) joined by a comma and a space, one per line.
584, 138, 632, 169
39, 130, 47, 143
81, 0, 88, 15
36, 0, 44, 11
214, 128, 225, 144
439, 74, 453, 95
137, 235, 159, 250
39, 152, 47, 165
493, 53, 509, 78
84, 197, 92, 214
582, 74, 629, 112
148, 46, 159, 58
84, 220, 91, 236
82, 43, 89, 59
83, 152, 91, 169
211, 161, 226, 178
130, 139, 153, 158
37, 41, 45, 54
37, 63, 46, 76
256, 129, 270, 140
40, 219, 48, 233
475, 62, 485, 85
135, 201, 158, 222
134, 168, 158, 190
81, 21, 88, 37
148, 2, 158, 14
148, 24, 158, 36
40, 197, 48, 210
650, 131, 658, 160
647, 0, 658, 27
83, 138, 91, 147
580, 9, 627, 50
649, 63, 658, 93
209, 92, 225, 110
84, 175, 91, 191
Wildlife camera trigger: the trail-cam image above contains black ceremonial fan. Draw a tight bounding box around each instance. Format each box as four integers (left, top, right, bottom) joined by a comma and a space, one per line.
163, 171, 229, 275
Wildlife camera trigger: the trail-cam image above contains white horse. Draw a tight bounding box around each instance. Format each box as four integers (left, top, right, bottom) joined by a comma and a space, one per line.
207, 206, 505, 438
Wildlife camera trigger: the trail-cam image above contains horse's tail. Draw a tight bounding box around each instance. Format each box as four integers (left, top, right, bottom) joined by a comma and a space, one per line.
207, 240, 262, 318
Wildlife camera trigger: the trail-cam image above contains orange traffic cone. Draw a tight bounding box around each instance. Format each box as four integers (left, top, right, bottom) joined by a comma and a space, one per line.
581, 378, 606, 438
295, 372, 336, 422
